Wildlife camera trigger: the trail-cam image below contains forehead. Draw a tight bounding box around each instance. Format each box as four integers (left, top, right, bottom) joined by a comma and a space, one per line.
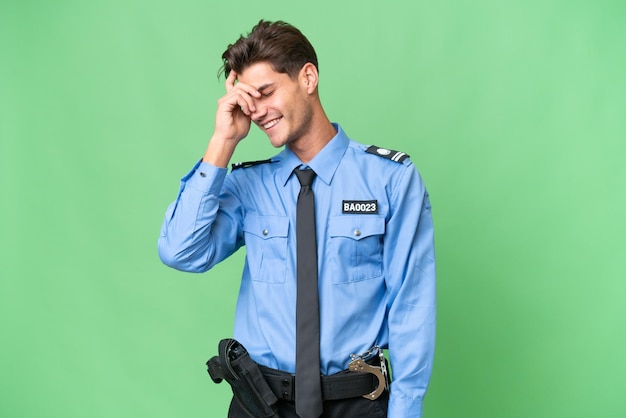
238, 62, 293, 89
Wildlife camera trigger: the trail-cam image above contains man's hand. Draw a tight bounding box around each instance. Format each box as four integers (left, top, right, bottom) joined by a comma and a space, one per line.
214, 71, 261, 142
203, 71, 261, 167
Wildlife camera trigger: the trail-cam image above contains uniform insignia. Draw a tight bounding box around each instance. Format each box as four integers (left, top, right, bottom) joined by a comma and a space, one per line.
342, 200, 378, 214
365, 146, 409, 163
231, 159, 274, 170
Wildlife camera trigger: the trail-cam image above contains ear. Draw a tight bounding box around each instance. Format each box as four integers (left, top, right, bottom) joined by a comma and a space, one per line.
299, 62, 319, 94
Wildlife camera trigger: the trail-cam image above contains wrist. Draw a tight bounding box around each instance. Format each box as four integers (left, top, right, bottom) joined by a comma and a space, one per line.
203, 135, 239, 168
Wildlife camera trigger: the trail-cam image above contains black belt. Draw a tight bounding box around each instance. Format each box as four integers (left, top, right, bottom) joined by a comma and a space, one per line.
259, 362, 381, 402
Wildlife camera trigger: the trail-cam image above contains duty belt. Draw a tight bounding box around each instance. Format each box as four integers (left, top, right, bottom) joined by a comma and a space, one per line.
259, 356, 387, 402
207, 338, 389, 417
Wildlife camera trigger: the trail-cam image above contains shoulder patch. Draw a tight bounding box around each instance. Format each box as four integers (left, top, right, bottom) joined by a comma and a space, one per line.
231, 158, 274, 170
365, 145, 409, 163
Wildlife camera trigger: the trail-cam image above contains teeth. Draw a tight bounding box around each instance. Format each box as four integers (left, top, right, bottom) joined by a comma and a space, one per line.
263, 118, 281, 129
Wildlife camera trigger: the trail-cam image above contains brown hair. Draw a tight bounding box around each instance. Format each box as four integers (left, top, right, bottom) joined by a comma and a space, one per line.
221, 20, 318, 80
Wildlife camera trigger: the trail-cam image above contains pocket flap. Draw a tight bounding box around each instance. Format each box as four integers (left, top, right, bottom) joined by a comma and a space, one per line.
329, 216, 385, 240
243, 214, 289, 239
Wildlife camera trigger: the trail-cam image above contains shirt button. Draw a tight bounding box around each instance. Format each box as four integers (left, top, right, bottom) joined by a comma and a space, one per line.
262, 229, 269, 236
199, 172, 206, 177
354, 229, 361, 237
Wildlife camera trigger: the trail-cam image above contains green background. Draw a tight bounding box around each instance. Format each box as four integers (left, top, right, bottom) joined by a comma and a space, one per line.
2, 0, 625, 417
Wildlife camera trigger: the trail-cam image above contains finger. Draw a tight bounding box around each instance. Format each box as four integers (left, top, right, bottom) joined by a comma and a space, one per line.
225, 70, 237, 92
232, 81, 262, 99
219, 89, 255, 116
233, 90, 257, 115
225, 70, 261, 99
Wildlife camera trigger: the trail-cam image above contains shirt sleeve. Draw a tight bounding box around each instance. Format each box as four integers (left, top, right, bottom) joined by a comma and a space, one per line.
384, 163, 436, 418
158, 160, 244, 272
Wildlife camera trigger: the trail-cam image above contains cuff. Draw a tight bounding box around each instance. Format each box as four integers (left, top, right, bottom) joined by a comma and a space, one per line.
181, 160, 228, 195
387, 392, 424, 418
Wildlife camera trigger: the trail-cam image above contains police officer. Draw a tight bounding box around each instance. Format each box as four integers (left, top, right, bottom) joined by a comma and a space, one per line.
158, 20, 436, 418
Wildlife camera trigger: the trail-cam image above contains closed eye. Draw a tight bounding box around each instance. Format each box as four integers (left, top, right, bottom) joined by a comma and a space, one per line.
256, 82, 276, 98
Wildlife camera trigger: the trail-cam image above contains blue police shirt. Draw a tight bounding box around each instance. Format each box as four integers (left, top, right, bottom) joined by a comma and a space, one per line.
158, 124, 436, 417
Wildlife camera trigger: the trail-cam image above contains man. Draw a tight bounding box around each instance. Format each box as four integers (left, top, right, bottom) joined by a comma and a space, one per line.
158, 20, 436, 418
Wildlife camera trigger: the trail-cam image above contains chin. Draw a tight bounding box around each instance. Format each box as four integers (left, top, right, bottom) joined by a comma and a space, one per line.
265, 130, 289, 148
267, 136, 287, 149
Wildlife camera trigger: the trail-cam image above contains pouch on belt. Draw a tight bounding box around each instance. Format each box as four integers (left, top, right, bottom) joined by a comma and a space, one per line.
206, 338, 278, 418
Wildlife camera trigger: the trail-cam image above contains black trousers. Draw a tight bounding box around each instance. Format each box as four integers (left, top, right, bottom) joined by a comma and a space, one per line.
227, 391, 389, 418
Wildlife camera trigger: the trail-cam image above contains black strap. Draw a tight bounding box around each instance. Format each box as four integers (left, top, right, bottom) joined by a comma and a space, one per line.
231, 158, 274, 170
259, 365, 379, 402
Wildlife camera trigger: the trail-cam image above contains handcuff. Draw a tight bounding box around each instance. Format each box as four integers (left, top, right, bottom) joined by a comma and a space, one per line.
348, 345, 390, 400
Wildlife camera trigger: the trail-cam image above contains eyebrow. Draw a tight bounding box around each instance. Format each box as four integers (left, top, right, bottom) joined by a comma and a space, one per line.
257, 83, 276, 93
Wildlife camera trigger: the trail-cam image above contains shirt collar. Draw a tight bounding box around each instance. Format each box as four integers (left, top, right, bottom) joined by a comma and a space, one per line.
277, 123, 349, 186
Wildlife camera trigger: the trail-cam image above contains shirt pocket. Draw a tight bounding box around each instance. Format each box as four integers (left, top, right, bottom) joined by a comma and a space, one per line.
243, 214, 289, 283
328, 215, 385, 283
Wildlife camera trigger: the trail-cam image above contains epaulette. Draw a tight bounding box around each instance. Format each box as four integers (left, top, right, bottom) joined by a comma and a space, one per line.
231, 158, 274, 170
365, 145, 410, 163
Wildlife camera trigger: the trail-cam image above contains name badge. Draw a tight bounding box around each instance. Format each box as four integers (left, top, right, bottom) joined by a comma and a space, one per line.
342, 200, 378, 214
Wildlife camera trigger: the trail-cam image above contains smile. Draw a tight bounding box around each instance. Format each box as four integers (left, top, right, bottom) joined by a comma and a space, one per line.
263, 117, 282, 130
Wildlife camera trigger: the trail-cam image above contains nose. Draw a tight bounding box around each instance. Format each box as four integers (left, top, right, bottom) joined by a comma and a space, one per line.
250, 100, 267, 122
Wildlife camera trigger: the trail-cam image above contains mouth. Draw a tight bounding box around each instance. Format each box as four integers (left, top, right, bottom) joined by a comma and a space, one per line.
262, 117, 282, 131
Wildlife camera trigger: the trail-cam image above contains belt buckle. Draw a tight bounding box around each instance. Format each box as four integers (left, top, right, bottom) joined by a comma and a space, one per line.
348, 346, 388, 401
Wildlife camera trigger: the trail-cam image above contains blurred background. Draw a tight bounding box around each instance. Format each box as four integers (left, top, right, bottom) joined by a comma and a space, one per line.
1, 0, 625, 416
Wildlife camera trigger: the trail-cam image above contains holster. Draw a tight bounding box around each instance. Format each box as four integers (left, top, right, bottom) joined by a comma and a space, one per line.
206, 339, 278, 418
